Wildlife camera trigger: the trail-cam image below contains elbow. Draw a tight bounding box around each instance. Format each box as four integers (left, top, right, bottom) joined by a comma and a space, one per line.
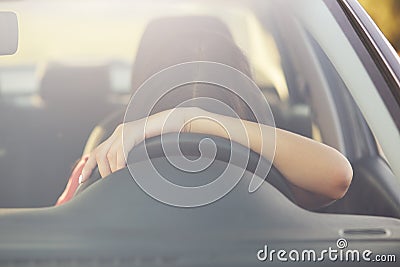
328, 157, 353, 200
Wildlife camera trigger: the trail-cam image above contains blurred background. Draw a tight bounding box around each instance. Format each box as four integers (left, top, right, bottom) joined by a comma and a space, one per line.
359, 0, 400, 56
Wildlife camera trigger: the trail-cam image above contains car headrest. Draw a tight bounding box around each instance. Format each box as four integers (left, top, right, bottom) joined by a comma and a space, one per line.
39, 64, 110, 109
131, 15, 235, 91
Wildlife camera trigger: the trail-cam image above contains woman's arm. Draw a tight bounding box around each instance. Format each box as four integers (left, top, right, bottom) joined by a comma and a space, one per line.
187, 109, 353, 208
81, 107, 352, 208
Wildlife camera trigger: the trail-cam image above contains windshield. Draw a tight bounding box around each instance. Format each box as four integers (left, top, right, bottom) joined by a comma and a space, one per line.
0, 0, 399, 208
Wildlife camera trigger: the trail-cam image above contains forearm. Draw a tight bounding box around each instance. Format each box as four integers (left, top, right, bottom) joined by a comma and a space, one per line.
189, 111, 352, 200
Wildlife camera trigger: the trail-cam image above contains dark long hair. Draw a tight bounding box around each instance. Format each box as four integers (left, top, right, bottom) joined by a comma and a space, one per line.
129, 16, 258, 122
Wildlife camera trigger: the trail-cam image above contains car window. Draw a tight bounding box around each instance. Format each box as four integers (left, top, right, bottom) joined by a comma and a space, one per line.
0, 0, 398, 210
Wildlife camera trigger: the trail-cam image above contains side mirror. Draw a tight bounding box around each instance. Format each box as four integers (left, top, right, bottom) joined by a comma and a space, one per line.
0, 11, 18, 55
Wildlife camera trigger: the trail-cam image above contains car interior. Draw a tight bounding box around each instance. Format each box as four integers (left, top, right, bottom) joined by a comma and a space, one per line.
0, 0, 399, 265
0, 0, 397, 216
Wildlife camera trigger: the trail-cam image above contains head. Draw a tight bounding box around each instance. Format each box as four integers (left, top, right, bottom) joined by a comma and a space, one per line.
130, 16, 258, 122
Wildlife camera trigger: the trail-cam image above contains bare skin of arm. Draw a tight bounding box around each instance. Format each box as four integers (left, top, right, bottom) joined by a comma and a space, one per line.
81, 107, 353, 209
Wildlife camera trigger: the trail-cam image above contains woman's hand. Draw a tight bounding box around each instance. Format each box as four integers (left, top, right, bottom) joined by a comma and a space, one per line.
80, 107, 199, 183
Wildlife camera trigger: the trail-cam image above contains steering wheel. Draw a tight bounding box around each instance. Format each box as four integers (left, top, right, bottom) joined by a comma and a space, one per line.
74, 133, 295, 202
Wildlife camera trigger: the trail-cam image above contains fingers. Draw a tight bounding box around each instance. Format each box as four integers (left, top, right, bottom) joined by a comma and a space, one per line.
81, 152, 97, 183
97, 147, 113, 178
107, 139, 127, 173
80, 132, 115, 183
81, 124, 128, 183
116, 147, 126, 171
81, 141, 112, 183
107, 143, 118, 172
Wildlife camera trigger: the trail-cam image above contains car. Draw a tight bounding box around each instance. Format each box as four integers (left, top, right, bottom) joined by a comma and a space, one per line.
0, 0, 399, 266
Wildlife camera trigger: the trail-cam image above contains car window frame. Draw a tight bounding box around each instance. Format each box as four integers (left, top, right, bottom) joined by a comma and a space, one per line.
328, 0, 400, 130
